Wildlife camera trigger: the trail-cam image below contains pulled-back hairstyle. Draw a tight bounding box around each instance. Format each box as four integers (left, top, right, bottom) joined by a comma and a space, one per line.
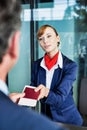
0, 0, 21, 63
37, 24, 60, 46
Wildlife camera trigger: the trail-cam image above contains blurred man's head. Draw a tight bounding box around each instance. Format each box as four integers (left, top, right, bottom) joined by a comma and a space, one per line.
0, 0, 21, 76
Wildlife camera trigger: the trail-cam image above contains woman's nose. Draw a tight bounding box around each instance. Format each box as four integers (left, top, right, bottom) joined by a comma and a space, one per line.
42, 37, 47, 43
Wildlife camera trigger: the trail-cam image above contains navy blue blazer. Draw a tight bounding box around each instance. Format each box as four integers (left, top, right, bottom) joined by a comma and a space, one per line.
0, 91, 66, 130
30, 53, 83, 126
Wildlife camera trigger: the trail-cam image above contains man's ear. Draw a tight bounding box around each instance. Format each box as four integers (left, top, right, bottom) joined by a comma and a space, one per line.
8, 31, 20, 59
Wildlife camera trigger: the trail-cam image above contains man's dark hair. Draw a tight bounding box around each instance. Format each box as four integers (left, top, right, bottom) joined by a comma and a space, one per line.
0, 0, 21, 63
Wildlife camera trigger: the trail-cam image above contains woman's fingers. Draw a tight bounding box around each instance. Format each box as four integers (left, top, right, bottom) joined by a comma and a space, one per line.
34, 84, 49, 100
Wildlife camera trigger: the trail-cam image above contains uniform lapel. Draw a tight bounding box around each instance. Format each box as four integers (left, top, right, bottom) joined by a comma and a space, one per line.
37, 67, 46, 86
51, 67, 62, 90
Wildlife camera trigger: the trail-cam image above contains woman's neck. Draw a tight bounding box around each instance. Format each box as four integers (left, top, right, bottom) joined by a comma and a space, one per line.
47, 49, 59, 59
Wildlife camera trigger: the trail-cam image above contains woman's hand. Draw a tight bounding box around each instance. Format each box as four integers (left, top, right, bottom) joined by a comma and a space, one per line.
35, 84, 49, 100
9, 92, 25, 103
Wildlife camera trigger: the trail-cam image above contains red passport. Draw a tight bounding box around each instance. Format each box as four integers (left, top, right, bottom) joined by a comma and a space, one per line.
24, 86, 40, 99
18, 86, 40, 107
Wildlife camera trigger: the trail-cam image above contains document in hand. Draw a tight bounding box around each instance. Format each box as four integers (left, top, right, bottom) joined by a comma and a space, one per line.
18, 85, 40, 107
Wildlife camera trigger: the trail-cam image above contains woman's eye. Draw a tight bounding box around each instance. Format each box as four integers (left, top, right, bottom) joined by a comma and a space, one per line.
39, 38, 42, 41
47, 35, 51, 38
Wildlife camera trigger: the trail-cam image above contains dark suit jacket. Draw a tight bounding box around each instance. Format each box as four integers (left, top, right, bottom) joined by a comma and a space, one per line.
30, 53, 83, 126
0, 91, 66, 130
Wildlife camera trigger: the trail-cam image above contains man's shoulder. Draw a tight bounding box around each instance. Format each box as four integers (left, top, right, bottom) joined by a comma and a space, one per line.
0, 91, 66, 130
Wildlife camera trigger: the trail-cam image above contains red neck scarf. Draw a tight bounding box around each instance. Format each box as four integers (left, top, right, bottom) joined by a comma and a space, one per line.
44, 52, 59, 70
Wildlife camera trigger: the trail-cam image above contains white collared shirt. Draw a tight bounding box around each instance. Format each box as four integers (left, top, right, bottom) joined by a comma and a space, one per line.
0, 79, 9, 95
40, 51, 63, 89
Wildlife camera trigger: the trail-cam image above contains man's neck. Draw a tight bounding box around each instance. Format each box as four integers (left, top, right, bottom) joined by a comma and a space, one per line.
0, 65, 7, 82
